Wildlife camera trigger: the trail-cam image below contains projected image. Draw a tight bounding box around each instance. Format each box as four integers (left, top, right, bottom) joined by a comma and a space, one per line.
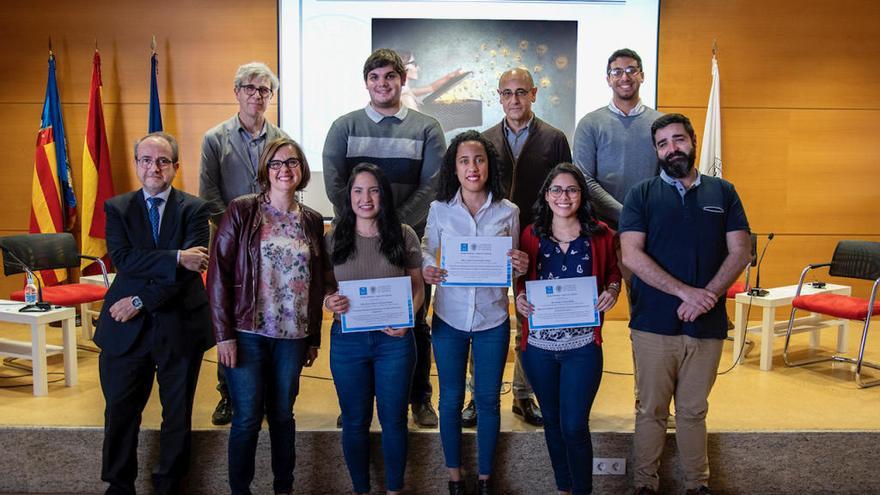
373, 18, 578, 137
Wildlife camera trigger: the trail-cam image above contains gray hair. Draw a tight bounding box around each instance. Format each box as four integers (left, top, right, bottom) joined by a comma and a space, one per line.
134, 132, 179, 163
234, 62, 280, 92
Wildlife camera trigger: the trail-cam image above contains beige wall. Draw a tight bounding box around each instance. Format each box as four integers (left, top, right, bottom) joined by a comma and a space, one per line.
1, 0, 878, 314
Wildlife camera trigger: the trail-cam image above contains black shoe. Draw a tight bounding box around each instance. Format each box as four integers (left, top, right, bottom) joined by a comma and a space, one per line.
477, 478, 491, 495
336, 413, 343, 428
412, 401, 438, 428
461, 399, 477, 428
211, 397, 232, 426
633, 487, 658, 495
512, 397, 543, 426
685, 486, 712, 495
448, 480, 466, 495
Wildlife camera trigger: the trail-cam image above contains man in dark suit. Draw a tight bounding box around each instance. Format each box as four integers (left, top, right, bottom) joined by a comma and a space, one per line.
95, 131, 213, 494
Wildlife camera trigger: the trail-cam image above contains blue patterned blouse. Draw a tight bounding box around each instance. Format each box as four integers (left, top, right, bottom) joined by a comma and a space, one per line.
529, 235, 596, 351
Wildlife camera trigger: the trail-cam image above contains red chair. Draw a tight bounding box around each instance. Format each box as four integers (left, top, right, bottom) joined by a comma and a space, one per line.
0, 233, 110, 340
783, 240, 880, 388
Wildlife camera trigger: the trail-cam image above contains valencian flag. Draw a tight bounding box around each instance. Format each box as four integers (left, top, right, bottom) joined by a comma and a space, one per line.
81, 49, 115, 275
149, 37, 163, 132
31, 48, 76, 284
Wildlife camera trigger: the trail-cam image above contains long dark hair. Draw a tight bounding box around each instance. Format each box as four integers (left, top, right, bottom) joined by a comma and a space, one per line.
532, 163, 604, 239
436, 130, 506, 203
331, 163, 407, 267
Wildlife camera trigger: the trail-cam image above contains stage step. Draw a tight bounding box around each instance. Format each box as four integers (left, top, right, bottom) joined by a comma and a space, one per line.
0, 428, 877, 494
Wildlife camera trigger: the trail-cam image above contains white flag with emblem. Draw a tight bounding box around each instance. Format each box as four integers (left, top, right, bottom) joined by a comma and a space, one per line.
699, 54, 722, 177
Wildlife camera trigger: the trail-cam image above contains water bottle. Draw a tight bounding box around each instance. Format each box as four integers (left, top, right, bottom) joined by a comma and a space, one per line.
24, 273, 38, 305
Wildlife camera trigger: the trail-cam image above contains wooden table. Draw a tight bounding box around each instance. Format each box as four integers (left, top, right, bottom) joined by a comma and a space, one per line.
0, 300, 78, 395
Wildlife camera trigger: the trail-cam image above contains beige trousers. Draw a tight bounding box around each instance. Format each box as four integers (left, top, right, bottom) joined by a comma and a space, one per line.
630, 328, 723, 491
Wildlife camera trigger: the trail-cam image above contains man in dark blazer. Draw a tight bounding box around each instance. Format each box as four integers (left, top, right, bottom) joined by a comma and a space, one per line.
478, 68, 572, 428
95, 132, 213, 495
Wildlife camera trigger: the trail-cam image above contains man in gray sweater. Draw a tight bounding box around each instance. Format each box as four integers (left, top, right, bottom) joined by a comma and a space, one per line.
573, 48, 662, 231
323, 48, 446, 428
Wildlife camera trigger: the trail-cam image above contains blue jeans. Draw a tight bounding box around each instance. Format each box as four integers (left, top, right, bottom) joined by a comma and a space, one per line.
432, 316, 510, 476
521, 342, 603, 495
225, 331, 310, 495
330, 321, 416, 493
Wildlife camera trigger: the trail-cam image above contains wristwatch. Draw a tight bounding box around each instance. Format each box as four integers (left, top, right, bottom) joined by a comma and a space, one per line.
131, 296, 144, 310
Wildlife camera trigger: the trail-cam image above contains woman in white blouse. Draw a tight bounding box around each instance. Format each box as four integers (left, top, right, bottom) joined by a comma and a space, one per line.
422, 130, 529, 495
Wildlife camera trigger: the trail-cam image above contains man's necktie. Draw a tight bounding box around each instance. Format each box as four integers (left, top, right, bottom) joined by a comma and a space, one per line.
147, 197, 164, 245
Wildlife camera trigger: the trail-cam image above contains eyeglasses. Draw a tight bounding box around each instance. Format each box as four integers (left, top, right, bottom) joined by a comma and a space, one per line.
608, 66, 641, 78
136, 157, 174, 169
238, 84, 273, 98
547, 186, 581, 197
499, 88, 532, 99
267, 158, 301, 170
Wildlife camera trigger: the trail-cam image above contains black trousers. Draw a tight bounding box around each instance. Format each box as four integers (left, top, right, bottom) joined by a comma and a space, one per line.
410, 282, 433, 404
99, 327, 204, 495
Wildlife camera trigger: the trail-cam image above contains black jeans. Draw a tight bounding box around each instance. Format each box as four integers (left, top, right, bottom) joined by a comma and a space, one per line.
410, 283, 434, 404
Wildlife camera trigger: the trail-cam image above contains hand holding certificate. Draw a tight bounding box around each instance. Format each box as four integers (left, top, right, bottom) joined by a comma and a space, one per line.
337, 276, 414, 333
524, 277, 601, 330
440, 236, 513, 287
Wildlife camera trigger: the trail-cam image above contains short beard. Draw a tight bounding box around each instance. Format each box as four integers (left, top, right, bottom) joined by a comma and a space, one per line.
659, 149, 696, 179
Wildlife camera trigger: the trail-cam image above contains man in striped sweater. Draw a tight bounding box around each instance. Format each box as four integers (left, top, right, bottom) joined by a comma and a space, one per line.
323, 48, 446, 428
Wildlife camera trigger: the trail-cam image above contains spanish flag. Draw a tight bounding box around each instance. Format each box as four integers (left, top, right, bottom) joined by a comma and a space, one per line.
31, 49, 76, 285
81, 49, 115, 275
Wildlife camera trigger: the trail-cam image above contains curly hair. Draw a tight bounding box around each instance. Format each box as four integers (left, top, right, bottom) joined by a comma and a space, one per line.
531, 163, 604, 239
436, 130, 506, 203
330, 163, 407, 268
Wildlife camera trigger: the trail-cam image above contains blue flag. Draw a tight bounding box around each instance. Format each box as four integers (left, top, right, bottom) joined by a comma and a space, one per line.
41, 52, 77, 228
149, 52, 163, 132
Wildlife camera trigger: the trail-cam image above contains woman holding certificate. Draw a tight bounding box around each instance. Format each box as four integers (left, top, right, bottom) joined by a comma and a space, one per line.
207, 137, 326, 495
422, 130, 529, 495
514, 163, 621, 495
323, 163, 425, 495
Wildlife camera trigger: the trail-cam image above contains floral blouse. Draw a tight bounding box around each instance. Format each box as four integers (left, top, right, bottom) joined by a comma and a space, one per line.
529, 235, 595, 351
242, 202, 311, 339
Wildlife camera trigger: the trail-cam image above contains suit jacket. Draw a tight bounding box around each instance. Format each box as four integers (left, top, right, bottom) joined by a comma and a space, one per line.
483, 116, 572, 229
199, 114, 288, 222
95, 187, 214, 358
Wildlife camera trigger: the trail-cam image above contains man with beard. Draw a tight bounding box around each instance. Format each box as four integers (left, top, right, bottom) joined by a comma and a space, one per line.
619, 114, 751, 495
573, 48, 662, 231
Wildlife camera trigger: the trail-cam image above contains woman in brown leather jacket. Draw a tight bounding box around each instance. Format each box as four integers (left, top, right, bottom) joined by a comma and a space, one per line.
206, 137, 327, 495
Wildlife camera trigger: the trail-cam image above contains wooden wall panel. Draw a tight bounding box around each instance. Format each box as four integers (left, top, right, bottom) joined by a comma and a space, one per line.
658, 0, 880, 109
659, 107, 880, 236
0, 0, 279, 105
0, 0, 279, 234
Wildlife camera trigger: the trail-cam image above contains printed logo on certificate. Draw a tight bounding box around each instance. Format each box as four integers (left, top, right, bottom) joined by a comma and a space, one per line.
526, 277, 600, 330
440, 236, 511, 287
338, 276, 414, 333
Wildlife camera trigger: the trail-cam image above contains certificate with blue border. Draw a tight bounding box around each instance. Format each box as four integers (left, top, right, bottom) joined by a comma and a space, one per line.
526, 277, 600, 330
439, 236, 511, 287
339, 276, 414, 333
